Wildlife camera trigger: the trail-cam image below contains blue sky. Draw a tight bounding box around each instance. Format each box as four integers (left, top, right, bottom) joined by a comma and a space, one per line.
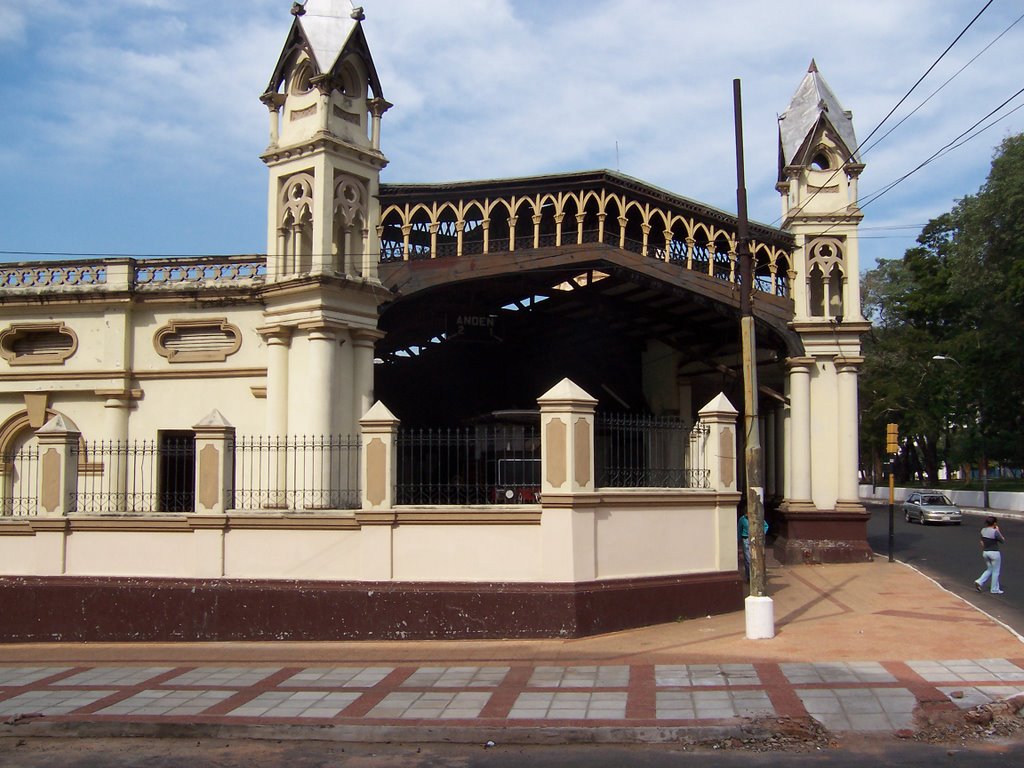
1, 0, 1022, 272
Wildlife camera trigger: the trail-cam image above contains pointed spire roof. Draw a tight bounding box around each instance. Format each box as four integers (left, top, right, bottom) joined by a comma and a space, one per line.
298, 1, 360, 75
265, 0, 383, 99
778, 60, 860, 175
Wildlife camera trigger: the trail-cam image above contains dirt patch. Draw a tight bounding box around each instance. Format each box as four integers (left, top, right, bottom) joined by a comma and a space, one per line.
687, 715, 839, 752
913, 693, 1024, 745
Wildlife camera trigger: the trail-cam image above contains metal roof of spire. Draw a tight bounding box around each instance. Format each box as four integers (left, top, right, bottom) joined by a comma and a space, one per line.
265, 0, 382, 100
778, 60, 860, 172
296, 0, 361, 74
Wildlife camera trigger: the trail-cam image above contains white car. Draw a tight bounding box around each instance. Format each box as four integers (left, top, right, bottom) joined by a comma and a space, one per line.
903, 491, 963, 525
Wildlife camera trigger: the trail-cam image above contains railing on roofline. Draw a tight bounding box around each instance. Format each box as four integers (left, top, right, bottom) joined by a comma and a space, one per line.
0, 263, 107, 289
0, 445, 39, 516
395, 424, 541, 505
595, 413, 709, 490
231, 435, 360, 511
133, 257, 266, 288
0, 255, 266, 293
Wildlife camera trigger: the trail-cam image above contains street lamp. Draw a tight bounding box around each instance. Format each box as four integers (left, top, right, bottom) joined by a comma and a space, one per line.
932, 355, 989, 508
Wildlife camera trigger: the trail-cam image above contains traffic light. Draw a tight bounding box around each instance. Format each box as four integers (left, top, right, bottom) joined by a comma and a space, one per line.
886, 423, 899, 454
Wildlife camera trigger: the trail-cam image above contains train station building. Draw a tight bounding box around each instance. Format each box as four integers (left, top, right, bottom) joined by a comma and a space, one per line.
0, 1, 870, 641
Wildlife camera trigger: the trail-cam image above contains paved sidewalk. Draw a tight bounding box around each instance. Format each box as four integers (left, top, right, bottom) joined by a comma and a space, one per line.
1, 560, 1023, 744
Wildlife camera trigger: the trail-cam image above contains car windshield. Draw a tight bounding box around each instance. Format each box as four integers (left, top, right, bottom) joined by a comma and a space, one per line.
923, 495, 951, 505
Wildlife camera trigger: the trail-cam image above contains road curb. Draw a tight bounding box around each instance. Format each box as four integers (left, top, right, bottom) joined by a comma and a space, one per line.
1, 719, 755, 746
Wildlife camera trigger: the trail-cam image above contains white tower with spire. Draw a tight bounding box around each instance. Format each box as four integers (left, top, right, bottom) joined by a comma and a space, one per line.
261, 0, 391, 282
256, 1, 391, 447
774, 61, 871, 563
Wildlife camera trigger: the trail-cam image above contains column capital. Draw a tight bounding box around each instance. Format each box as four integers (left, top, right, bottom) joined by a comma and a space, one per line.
297, 320, 346, 341
351, 328, 385, 345
368, 98, 394, 118
256, 325, 294, 345
834, 355, 864, 372
785, 356, 815, 371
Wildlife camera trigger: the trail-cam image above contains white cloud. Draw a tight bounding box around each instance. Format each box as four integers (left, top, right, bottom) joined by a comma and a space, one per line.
0, 6, 27, 44
1, 0, 1022, 261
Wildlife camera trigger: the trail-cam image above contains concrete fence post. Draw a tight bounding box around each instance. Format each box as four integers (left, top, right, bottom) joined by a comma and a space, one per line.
193, 410, 235, 515
359, 401, 399, 511
35, 414, 81, 517
537, 378, 599, 496
697, 393, 739, 493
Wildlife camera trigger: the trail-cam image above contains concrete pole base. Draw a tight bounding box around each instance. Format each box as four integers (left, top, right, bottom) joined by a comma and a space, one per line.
744, 595, 775, 639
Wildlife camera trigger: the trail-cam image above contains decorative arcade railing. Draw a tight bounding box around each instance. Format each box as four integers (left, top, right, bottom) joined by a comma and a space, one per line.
0, 256, 266, 293
379, 174, 794, 298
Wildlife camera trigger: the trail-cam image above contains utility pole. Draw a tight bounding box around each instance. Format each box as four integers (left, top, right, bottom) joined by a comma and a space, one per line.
886, 422, 898, 562
734, 79, 773, 639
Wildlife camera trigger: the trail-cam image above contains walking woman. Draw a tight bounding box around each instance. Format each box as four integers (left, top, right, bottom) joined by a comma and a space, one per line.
974, 516, 1006, 595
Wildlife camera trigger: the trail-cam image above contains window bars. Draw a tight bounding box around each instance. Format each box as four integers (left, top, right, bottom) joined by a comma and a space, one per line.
72, 436, 196, 514
396, 424, 541, 505
596, 414, 709, 489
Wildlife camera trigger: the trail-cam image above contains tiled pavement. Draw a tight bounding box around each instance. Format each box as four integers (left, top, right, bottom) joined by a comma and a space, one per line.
1, 660, 1023, 735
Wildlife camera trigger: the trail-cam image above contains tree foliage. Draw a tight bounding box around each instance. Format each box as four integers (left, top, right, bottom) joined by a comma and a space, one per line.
860, 133, 1024, 483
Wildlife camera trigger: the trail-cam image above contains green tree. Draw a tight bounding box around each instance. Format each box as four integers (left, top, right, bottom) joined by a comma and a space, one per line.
948, 133, 1024, 468
860, 133, 1024, 484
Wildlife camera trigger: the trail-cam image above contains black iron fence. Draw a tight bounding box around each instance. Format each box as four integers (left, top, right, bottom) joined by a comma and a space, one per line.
231, 435, 360, 511
596, 414, 709, 489
396, 425, 540, 505
1, 445, 38, 516
73, 436, 195, 513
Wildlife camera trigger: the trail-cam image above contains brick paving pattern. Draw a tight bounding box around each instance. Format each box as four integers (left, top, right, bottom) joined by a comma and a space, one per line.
0, 660, 1022, 733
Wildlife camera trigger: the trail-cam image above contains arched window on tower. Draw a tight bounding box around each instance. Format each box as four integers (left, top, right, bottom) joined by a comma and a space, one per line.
279, 173, 315, 275
806, 237, 846, 319
333, 173, 368, 275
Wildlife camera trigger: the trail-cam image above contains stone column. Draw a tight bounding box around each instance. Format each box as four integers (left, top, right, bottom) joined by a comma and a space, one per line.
299, 323, 337, 435
676, 375, 693, 425
192, 410, 235, 515
765, 409, 776, 499
259, 327, 291, 508
265, 330, 291, 436
835, 356, 864, 508
35, 415, 80, 517
92, 392, 132, 512
368, 98, 393, 151
352, 329, 382, 424
774, 405, 786, 502
786, 357, 815, 510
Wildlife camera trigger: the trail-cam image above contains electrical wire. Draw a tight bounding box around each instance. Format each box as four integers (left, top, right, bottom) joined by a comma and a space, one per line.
771, 0, 997, 227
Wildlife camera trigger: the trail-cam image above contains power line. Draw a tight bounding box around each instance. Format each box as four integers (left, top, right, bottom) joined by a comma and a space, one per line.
772, 0, 996, 227
857, 86, 1024, 212
858, 9, 1024, 158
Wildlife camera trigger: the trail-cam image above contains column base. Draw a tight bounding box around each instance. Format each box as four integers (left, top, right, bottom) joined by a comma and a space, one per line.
773, 504, 873, 565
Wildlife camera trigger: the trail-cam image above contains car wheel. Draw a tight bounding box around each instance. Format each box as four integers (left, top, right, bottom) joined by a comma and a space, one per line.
905, 510, 911, 522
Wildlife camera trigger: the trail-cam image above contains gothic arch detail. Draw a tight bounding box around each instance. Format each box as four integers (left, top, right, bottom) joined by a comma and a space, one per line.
806, 236, 846, 318
279, 172, 315, 275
